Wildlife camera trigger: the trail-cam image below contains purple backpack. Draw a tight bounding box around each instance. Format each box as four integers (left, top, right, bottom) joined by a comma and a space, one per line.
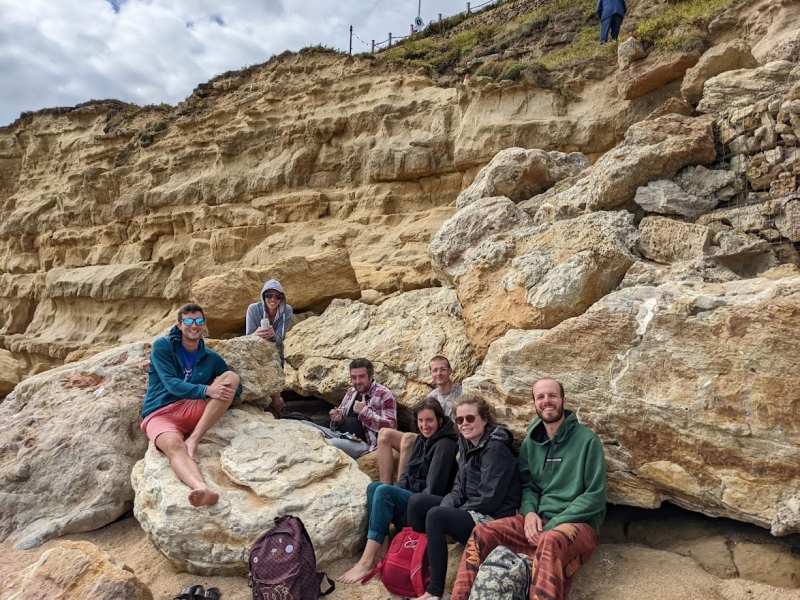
249, 515, 335, 600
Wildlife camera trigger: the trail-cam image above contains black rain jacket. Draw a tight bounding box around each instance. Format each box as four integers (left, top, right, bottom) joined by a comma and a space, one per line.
440, 424, 521, 518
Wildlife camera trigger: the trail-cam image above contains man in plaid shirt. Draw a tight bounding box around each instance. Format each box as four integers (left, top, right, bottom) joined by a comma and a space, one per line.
323, 358, 398, 458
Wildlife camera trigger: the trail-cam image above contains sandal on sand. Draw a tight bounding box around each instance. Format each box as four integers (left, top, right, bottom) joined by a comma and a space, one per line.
203, 587, 221, 600
173, 586, 204, 600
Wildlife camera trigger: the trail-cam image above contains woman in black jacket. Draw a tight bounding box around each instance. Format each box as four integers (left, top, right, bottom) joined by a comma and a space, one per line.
406, 393, 521, 600
338, 398, 458, 584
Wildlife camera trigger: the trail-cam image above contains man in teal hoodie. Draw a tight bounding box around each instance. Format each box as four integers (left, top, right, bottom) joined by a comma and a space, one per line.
141, 303, 242, 507
450, 378, 606, 600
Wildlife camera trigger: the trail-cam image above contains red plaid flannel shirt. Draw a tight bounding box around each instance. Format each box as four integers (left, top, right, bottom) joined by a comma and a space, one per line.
335, 380, 397, 451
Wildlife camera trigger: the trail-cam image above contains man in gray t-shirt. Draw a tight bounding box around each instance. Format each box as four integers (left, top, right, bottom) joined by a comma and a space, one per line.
376, 356, 463, 484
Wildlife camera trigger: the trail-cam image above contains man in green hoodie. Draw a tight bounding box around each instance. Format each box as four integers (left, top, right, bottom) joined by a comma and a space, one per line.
450, 378, 606, 600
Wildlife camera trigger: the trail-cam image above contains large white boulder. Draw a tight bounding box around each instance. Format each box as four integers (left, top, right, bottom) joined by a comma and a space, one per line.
132, 408, 371, 574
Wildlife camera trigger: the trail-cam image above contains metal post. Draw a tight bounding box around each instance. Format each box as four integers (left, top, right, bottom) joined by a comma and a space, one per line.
467, 2, 471, 14
371, 40, 375, 53
410, 24, 414, 35
388, 33, 392, 47
349, 25, 353, 56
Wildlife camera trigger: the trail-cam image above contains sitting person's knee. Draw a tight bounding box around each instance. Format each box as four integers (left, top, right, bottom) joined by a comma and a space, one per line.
401, 431, 416, 450
377, 428, 391, 446
222, 371, 240, 386
155, 432, 186, 455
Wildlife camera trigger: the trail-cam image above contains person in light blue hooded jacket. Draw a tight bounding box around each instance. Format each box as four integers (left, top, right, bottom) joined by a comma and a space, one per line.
245, 279, 293, 413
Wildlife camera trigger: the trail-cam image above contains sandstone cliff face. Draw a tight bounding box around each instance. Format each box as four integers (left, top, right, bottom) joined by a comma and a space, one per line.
0, 52, 653, 371
1, 4, 800, 561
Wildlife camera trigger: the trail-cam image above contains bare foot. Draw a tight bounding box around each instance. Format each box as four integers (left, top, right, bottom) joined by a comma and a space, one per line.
414, 594, 440, 600
188, 487, 219, 507
337, 560, 376, 584
185, 437, 200, 463
271, 394, 285, 412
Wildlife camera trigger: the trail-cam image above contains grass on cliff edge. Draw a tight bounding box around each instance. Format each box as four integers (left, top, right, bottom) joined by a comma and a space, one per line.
636, 0, 740, 50
376, 0, 741, 78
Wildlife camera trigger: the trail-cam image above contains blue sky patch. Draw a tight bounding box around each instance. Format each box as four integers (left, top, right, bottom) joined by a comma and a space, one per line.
105, 0, 123, 13
210, 14, 225, 26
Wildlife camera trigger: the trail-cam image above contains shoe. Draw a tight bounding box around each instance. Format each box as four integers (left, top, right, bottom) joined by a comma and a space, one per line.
173, 586, 204, 600
203, 587, 221, 599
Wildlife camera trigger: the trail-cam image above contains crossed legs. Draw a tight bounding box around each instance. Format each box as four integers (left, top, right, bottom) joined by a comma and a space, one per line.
450, 514, 598, 600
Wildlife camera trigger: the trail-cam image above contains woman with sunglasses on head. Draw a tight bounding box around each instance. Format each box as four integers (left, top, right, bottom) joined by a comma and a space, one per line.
337, 397, 459, 585
245, 279, 293, 415
406, 393, 521, 600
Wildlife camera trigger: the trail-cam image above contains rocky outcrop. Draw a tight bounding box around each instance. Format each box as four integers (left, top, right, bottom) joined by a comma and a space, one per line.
0, 336, 281, 549
430, 196, 533, 281
132, 409, 370, 574
697, 60, 797, 115
463, 276, 800, 534
204, 336, 284, 402
0, 344, 151, 549
432, 208, 637, 358
455, 147, 589, 209
637, 216, 775, 277
618, 37, 646, 71
634, 180, 713, 217
634, 166, 740, 218
681, 40, 758, 105
284, 287, 477, 406
584, 114, 717, 211
0, 348, 21, 395
0, 541, 153, 600
0, 51, 653, 368
617, 51, 701, 100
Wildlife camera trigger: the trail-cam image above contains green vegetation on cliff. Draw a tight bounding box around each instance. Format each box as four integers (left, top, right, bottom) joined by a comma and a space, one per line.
375, 0, 741, 80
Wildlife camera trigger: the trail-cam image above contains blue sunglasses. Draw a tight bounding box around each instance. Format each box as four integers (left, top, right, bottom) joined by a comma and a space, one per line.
181, 317, 205, 326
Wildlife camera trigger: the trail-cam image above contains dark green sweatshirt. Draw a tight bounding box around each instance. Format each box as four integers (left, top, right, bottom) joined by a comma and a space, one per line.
519, 410, 607, 533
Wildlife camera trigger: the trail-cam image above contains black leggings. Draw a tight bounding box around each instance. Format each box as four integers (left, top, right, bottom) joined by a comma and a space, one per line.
407, 493, 477, 596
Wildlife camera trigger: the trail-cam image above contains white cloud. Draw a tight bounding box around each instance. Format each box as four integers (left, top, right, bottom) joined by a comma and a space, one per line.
0, 0, 477, 126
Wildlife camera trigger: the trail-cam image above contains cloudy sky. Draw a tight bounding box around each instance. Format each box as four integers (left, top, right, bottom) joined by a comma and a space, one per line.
0, 0, 475, 126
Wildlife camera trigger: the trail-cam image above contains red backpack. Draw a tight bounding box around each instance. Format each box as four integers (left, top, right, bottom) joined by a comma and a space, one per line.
248, 515, 335, 600
362, 527, 430, 597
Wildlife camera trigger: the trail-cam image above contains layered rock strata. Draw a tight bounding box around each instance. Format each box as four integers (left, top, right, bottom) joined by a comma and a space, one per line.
0, 52, 653, 371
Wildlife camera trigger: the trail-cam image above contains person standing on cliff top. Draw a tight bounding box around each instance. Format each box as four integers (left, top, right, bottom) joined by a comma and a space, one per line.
450, 378, 607, 600
376, 355, 462, 484
596, 0, 626, 44
140, 303, 242, 507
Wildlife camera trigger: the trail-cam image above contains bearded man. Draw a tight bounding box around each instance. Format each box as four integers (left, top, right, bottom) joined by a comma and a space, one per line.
304, 358, 397, 459
450, 378, 606, 600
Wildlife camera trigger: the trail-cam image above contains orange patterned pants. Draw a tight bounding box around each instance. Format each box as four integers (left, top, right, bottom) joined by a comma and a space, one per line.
451, 514, 598, 600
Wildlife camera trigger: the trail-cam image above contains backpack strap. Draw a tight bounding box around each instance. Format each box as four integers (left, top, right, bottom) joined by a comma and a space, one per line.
320, 574, 336, 596
410, 532, 429, 597
360, 559, 384, 584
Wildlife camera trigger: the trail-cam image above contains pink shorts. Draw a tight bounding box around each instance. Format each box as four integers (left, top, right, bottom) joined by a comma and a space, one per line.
141, 399, 206, 444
